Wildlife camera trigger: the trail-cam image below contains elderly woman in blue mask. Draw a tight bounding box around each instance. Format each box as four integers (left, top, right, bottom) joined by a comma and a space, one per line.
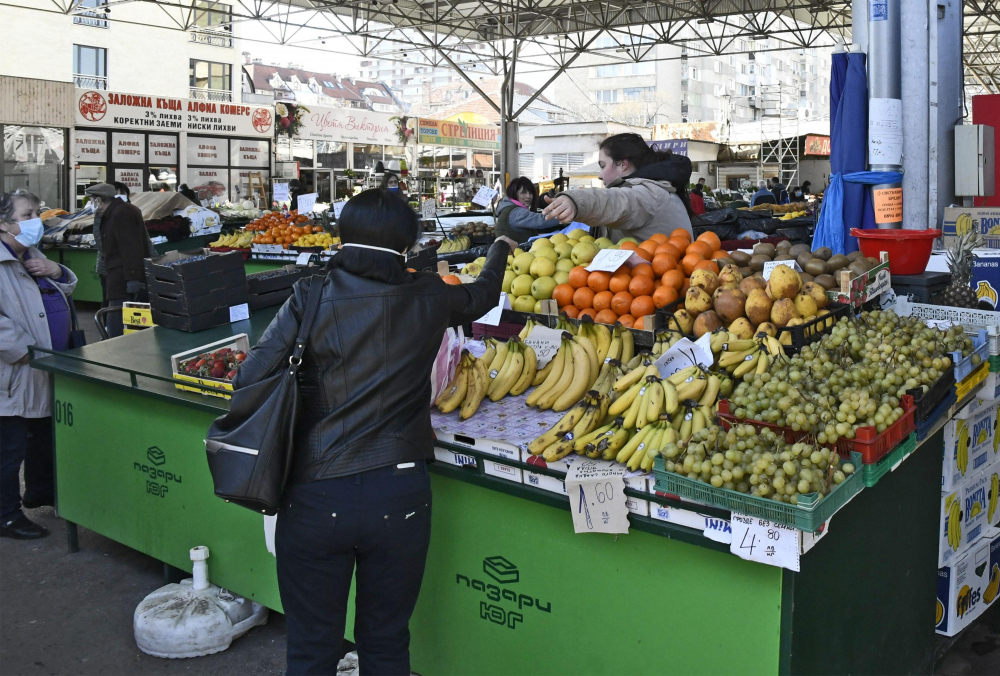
0, 190, 77, 540
378, 171, 408, 202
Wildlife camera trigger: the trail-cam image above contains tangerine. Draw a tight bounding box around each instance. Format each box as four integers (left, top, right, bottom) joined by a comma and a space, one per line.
592, 290, 614, 312
611, 291, 634, 316
668, 236, 690, 253
442, 275, 462, 285
619, 241, 639, 251
681, 252, 704, 275
587, 270, 612, 293
671, 228, 692, 242
578, 308, 598, 321
617, 314, 635, 328
639, 240, 659, 256
648, 233, 670, 245
655, 242, 682, 258
631, 263, 655, 279
661, 269, 684, 290
696, 231, 722, 252
594, 309, 619, 325
561, 305, 579, 319
653, 285, 679, 309
552, 283, 575, 307
652, 253, 677, 276
633, 316, 646, 330
573, 287, 596, 310
631, 295, 655, 318
685, 240, 713, 259
628, 275, 654, 297
693, 259, 720, 274
609, 271, 631, 294
711, 249, 731, 260
568, 266, 590, 288
633, 247, 654, 263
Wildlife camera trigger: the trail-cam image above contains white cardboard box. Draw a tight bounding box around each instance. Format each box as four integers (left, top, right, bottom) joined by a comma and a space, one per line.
436, 431, 523, 484
940, 466, 994, 567
434, 446, 477, 468
935, 531, 1000, 636
943, 403, 997, 491
624, 471, 650, 516
986, 463, 1000, 530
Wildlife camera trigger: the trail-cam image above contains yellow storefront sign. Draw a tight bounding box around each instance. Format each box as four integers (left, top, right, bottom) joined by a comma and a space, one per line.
417, 118, 501, 151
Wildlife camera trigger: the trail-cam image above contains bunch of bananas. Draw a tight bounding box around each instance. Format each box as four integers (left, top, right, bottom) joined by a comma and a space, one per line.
714, 332, 787, 378
651, 331, 684, 357
778, 210, 808, 221
434, 352, 491, 420
945, 496, 963, 553
438, 236, 470, 253
984, 564, 999, 604
210, 231, 254, 248
989, 471, 999, 525
481, 337, 538, 402
525, 333, 600, 412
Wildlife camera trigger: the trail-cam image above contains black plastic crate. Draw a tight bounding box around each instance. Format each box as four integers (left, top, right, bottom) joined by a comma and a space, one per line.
405, 248, 438, 272
150, 285, 249, 317
249, 287, 294, 311
775, 302, 851, 354
146, 267, 247, 299
152, 305, 247, 332
246, 265, 311, 295
144, 249, 245, 283
906, 364, 956, 422
891, 271, 951, 305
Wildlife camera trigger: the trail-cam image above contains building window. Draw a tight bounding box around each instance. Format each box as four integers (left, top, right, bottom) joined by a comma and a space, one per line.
739, 84, 748, 96
713, 84, 724, 97
713, 60, 723, 73
689, 92, 701, 107
730, 56, 736, 66
595, 90, 618, 103
551, 153, 585, 174
623, 87, 654, 101
189, 59, 232, 101
728, 79, 735, 91
190, 1, 232, 47
689, 67, 700, 81
519, 153, 534, 177
741, 63, 748, 75
595, 63, 653, 78
73, 44, 107, 89
73, 0, 108, 28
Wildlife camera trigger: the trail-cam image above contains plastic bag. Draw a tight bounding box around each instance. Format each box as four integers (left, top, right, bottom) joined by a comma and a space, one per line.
430, 326, 465, 403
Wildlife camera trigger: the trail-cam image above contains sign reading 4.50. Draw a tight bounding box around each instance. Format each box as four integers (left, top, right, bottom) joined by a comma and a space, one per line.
54, 400, 73, 427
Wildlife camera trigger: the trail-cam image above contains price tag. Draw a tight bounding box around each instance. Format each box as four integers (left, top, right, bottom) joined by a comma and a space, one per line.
523, 325, 564, 368
273, 183, 289, 202
565, 461, 630, 534
655, 334, 714, 378
229, 303, 250, 323
422, 198, 437, 219
585, 248, 645, 272
729, 513, 801, 571
332, 201, 347, 219
762, 260, 802, 281
471, 186, 499, 207
296, 192, 318, 215
475, 292, 511, 326
295, 252, 313, 267
252, 244, 284, 254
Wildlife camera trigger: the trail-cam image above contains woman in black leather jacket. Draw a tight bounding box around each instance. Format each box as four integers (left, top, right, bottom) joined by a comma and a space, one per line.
233, 188, 515, 675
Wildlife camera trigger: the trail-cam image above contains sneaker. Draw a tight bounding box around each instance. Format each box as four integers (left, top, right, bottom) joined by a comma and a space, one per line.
0, 515, 49, 539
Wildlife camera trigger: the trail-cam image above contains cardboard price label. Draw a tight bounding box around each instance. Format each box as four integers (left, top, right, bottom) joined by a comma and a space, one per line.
762, 260, 802, 281
873, 188, 903, 223
565, 461, 630, 534
252, 244, 284, 254
333, 201, 347, 219
296, 192, 318, 215
523, 325, 563, 368
295, 252, 314, 267
471, 186, 499, 207
475, 292, 511, 326
229, 303, 250, 323
866, 267, 892, 299
273, 182, 290, 202
655, 333, 714, 378
729, 513, 800, 571
421, 198, 437, 219
585, 248, 645, 273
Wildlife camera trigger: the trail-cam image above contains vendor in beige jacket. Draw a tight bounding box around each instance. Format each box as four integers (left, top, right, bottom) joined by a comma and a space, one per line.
542, 133, 694, 242
1, 190, 77, 539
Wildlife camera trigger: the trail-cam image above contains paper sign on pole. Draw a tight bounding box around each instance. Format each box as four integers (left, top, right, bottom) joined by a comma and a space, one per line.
471, 186, 499, 207
296, 192, 318, 215
585, 248, 645, 272
655, 333, 714, 378
332, 201, 347, 219
762, 260, 802, 281
475, 292, 511, 326
273, 183, 290, 202
868, 98, 903, 166
565, 461, 630, 534
523, 325, 564, 368
729, 513, 801, 571
873, 188, 903, 223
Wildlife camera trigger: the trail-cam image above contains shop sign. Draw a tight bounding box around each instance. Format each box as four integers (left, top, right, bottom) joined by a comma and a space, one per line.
188, 168, 228, 203
148, 134, 177, 164
73, 129, 107, 163
188, 137, 228, 166
133, 446, 183, 499
112, 132, 146, 163
418, 118, 501, 151
230, 139, 269, 167
804, 135, 831, 156
454, 555, 552, 630
649, 139, 688, 155
115, 167, 144, 193
293, 104, 397, 145
75, 89, 273, 137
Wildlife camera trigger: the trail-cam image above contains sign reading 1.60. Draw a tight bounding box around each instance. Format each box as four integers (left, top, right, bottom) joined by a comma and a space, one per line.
54, 400, 73, 427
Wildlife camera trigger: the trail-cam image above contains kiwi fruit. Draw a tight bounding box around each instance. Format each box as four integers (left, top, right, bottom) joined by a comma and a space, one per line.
795, 252, 815, 269
848, 261, 868, 278
789, 243, 811, 257
846, 250, 865, 262
753, 243, 776, 259
739, 266, 754, 278
774, 254, 794, 261
749, 254, 770, 272
804, 259, 828, 276
799, 272, 814, 284
776, 240, 792, 253
866, 257, 881, 269
826, 254, 849, 272
730, 250, 752, 266
716, 257, 735, 269
812, 247, 832, 261
814, 274, 837, 290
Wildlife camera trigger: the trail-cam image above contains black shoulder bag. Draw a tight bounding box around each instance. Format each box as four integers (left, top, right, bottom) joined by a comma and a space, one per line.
204, 275, 324, 515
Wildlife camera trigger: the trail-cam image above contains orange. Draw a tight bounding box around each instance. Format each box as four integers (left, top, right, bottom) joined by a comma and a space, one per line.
573, 287, 596, 310
609, 271, 631, 294
561, 305, 579, 319
654, 279, 662, 290
649, 233, 670, 245
588, 270, 612, 293
655, 242, 682, 258
686, 240, 713, 259
631, 295, 656, 318
617, 314, 635, 328
611, 291, 634, 316
694, 259, 720, 274
681, 252, 704, 276
568, 266, 590, 289
680, 279, 691, 297
633, 316, 646, 330
653, 285, 679, 309
578, 308, 598, 321
668, 236, 690, 253
628, 275, 654, 297
661, 269, 684, 290
711, 249, 731, 260
619, 241, 639, 251
594, 309, 619, 325
631, 263, 655, 279
639, 240, 659, 256
671, 228, 692, 242
592, 290, 614, 312
652, 253, 677, 276
552, 283, 575, 307
696, 231, 722, 252
442, 275, 462, 285
633, 247, 654, 263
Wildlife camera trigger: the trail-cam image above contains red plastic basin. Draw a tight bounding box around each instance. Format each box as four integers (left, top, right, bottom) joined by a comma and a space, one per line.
850, 228, 942, 275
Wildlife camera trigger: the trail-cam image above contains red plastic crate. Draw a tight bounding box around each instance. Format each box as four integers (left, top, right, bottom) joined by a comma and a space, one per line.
717, 394, 916, 464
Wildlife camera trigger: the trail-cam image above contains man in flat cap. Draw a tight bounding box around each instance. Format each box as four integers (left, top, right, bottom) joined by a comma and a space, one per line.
85, 183, 147, 337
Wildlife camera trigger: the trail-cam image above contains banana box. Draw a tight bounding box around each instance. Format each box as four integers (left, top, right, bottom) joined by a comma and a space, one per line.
434, 432, 522, 484
986, 465, 1000, 530
935, 531, 1000, 636
942, 207, 1000, 246
971, 249, 1000, 311
524, 456, 649, 516
939, 468, 993, 567
943, 404, 996, 491
623, 471, 650, 517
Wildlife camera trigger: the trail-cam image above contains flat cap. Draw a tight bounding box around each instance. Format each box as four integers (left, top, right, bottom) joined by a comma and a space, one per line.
85, 183, 116, 199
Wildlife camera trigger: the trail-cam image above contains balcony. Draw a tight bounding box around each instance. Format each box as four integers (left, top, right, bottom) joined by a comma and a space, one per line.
74, 74, 108, 90
73, 11, 108, 28
189, 87, 233, 102
189, 31, 233, 48
242, 91, 274, 105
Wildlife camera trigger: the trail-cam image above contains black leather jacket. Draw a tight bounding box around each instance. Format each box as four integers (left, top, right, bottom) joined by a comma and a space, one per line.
233, 241, 508, 483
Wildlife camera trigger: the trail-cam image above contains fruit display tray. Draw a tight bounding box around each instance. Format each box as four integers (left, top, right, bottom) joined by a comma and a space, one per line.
147, 268, 247, 299
144, 249, 245, 282
431, 391, 565, 447
956, 362, 990, 401
861, 433, 916, 488
717, 394, 916, 465
652, 450, 864, 533
775, 302, 852, 354
245, 265, 312, 295
991, 355, 1000, 373
916, 391, 958, 441
907, 365, 956, 422
249, 287, 293, 311
149, 285, 249, 317
892, 298, 1000, 356
169, 334, 249, 398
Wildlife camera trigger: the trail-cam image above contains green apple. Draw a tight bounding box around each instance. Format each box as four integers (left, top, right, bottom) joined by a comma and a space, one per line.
594, 237, 614, 250
571, 241, 599, 266
529, 238, 553, 251
512, 248, 524, 257
550, 233, 569, 245
534, 247, 558, 264
511, 273, 535, 297
513, 295, 536, 313
555, 258, 576, 273
502, 270, 516, 293
474, 256, 487, 265
568, 228, 589, 240
512, 252, 536, 276
531, 276, 557, 300
579, 235, 595, 243
618, 237, 638, 245
529, 257, 556, 278
553, 270, 570, 285
554, 242, 574, 259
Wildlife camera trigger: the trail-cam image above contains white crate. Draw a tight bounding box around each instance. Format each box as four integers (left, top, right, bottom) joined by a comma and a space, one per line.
893, 298, 1000, 355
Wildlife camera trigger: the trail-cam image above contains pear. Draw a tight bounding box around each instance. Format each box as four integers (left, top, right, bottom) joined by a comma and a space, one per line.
685, 286, 713, 315
668, 309, 695, 334
714, 289, 747, 325
689, 269, 720, 296
718, 264, 743, 288
693, 311, 723, 338
770, 298, 801, 328
801, 281, 828, 309
793, 292, 819, 319
755, 321, 778, 338
745, 288, 773, 326
769, 264, 802, 300
728, 317, 754, 339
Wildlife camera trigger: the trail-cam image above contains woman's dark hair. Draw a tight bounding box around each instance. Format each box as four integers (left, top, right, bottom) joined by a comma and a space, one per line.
599, 133, 695, 217
338, 188, 419, 252
506, 177, 538, 205
113, 182, 130, 197
691, 184, 704, 196
379, 172, 400, 189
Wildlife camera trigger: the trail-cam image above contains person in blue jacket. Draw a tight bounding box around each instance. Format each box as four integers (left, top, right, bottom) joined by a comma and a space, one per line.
494, 177, 561, 244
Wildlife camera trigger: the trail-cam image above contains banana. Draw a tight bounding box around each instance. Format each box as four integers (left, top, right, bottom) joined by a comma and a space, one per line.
543, 398, 601, 462
590, 323, 613, 364
435, 358, 469, 413
718, 347, 758, 369
662, 379, 679, 414
602, 425, 631, 461
755, 352, 770, 375
459, 357, 489, 420
709, 332, 729, 354
675, 375, 707, 402
636, 378, 657, 429
620, 325, 635, 364
574, 421, 616, 453
639, 424, 668, 471
537, 341, 578, 410
691, 408, 707, 436
518, 319, 535, 341
630, 423, 664, 471
625, 354, 643, 371
488, 340, 511, 377
722, 338, 758, 353
509, 343, 538, 397
666, 365, 700, 387
526, 397, 592, 455
617, 423, 655, 465
532, 349, 557, 386
670, 409, 685, 431
699, 374, 720, 407
613, 361, 648, 393
605, 328, 623, 365
573, 333, 600, 387
553, 340, 592, 411
609, 380, 642, 416
623, 380, 650, 429
679, 408, 694, 441
646, 380, 665, 423
526, 342, 566, 407
488, 343, 517, 398
765, 335, 785, 359
489, 342, 523, 401
481, 339, 497, 369
733, 352, 762, 378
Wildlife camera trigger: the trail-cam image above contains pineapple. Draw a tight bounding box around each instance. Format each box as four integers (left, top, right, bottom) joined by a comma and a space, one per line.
942, 230, 983, 308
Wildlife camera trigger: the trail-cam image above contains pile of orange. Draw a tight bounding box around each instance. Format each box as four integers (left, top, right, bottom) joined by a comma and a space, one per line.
250, 210, 323, 249
551, 229, 728, 329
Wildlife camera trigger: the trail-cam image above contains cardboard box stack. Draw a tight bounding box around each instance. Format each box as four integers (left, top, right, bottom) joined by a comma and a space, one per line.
145, 250, 249, 332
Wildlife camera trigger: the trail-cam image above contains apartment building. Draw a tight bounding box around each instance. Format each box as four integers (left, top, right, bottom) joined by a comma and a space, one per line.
243, 60, 404, 114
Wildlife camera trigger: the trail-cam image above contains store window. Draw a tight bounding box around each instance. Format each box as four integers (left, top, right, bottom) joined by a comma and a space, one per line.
292, 139, 314, 167
186, 135, 270, 203
73, 44, 107, 90
2, 125, 67, 211
352, 144, 381, 171
189, 59, 232, 102
450, 149, 467, 170
316, 141, 347, 169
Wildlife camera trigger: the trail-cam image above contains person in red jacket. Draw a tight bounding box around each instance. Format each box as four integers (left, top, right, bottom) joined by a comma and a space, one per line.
689, 184, 707, 216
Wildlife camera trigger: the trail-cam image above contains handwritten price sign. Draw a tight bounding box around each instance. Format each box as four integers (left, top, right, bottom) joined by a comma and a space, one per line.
523, 325, 563, 368
729, 513, 800, 571
565, 461, 630, 534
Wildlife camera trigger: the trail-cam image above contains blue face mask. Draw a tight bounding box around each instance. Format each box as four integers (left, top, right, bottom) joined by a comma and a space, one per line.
11, 217, 44, 248
388, 186, 399, 192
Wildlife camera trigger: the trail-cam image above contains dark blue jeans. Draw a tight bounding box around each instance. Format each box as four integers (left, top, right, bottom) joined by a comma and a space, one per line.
276, 461, 432, 676
0, 416, 55, 522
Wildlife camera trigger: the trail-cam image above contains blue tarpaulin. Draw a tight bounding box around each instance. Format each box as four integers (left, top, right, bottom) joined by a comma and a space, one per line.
813, 171, 905, 254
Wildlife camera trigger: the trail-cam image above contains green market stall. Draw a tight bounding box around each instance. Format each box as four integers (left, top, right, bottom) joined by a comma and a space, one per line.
31, 310, 955, 675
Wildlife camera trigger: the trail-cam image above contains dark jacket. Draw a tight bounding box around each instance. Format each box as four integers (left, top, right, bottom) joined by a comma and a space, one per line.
101, 197, 149, 299
233, 240, 508, 483
494, 197, 560, 244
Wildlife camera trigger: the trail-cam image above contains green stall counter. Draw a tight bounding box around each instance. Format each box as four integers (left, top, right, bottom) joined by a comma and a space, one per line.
30, 314, 945, 675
